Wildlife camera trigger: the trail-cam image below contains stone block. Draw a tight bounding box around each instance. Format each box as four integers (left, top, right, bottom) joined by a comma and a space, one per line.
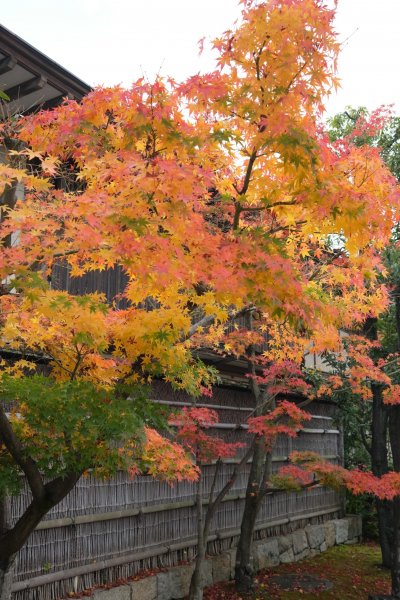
200, 560, 213, 589
278, 534, 293, 554
324, 521, 336, 548
227, 548, 237, 579
333, 519, 349, 545
292, 530, 308, 555
212, 553, 231, 584
305, 525, 325, 549
320, 542, 327, 553
169, 564, 194, 599
157, 571, 171, 600
130, 576, 157, 600
279, 548, 295, 564
93, 586, 131, 600
294, 549, 310, 562
347, 515, 362, 539
346, 538, 359, 545
256, 538, 280, 569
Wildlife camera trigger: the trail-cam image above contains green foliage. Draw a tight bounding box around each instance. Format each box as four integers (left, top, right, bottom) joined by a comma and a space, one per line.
346, 493, 379, 541
311, 348, 377, 538
328, 107, 370, 145
116, 382, 170, 430
328, 106, 400, 181
0, 375, 162, 496
0, 453, 20, 499
378, 117, 400, 181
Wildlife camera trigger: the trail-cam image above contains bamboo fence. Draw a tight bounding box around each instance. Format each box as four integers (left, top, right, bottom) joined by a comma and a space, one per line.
8, 384, 343, 600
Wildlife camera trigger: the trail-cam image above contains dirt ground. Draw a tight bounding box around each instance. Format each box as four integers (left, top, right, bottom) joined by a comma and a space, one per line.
204, 544, 391, 599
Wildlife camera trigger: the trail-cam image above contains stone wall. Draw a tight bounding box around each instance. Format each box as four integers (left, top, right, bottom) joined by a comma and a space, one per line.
88, 515, 361, 600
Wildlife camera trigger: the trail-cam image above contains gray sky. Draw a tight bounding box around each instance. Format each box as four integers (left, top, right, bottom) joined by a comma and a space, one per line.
2, 0, 399, 117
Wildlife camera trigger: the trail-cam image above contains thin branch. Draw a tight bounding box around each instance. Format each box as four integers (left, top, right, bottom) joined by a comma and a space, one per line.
268, 219, 307, 234
53, 249, 79, 259
238, 149, 258, 196
344, 111, 358, 123
359, 425, 372, 455
240, 199, 297, 213
204, 443, 254, 532
208, 458, 222, 507
263, 476, 320, 497
185, 304, 257, 341
187, 314, 217, 339
70, 347, 83, 381
257, 450, 273, 508
298, 396, 317, 410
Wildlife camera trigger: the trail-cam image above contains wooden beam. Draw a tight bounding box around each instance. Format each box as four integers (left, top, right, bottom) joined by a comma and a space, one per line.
23, 93, 71, 115
0, 54, 16, 75
4, 75, 47, 101
13, 91, 76, 116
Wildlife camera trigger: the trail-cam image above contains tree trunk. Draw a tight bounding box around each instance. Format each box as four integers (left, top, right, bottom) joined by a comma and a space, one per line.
188, 447, 253, 600
371, 381, 392, 568
364, 318, 392, 568
189, 469, 206, 600
373, 411, 400, 599
390, 406, 400, 598
0, 472, 81, 600
0, 500, 14, 600
0, 556, 15, 600
389, 287, 400, 595
376, 498, 394, 570
189, 538, 206, 600
392, 498, 400, 599
234, 437, 266, 593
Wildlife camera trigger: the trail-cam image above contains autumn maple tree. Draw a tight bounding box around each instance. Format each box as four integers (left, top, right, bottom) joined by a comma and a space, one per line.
0, 0, 399, 599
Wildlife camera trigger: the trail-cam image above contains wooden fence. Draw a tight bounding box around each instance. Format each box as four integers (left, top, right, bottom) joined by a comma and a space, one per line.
7, 383, 343, 600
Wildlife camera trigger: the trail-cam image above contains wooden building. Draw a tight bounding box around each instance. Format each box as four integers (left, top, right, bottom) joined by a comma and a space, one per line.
0, 24, 90, 116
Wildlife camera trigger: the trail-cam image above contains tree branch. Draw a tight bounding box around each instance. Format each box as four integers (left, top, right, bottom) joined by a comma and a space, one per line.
257, 450, 273, 509
263, 476, 320, 497
185, 305, 257, 341
0, 471, 81, 560
204, 443, 254, 534
208, 458, 221, 508
187, 314, 216, 339
240, 199, 297, 213
359, 425, 372, 456
238, 149, 258, 196
0, 404, 45, 500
